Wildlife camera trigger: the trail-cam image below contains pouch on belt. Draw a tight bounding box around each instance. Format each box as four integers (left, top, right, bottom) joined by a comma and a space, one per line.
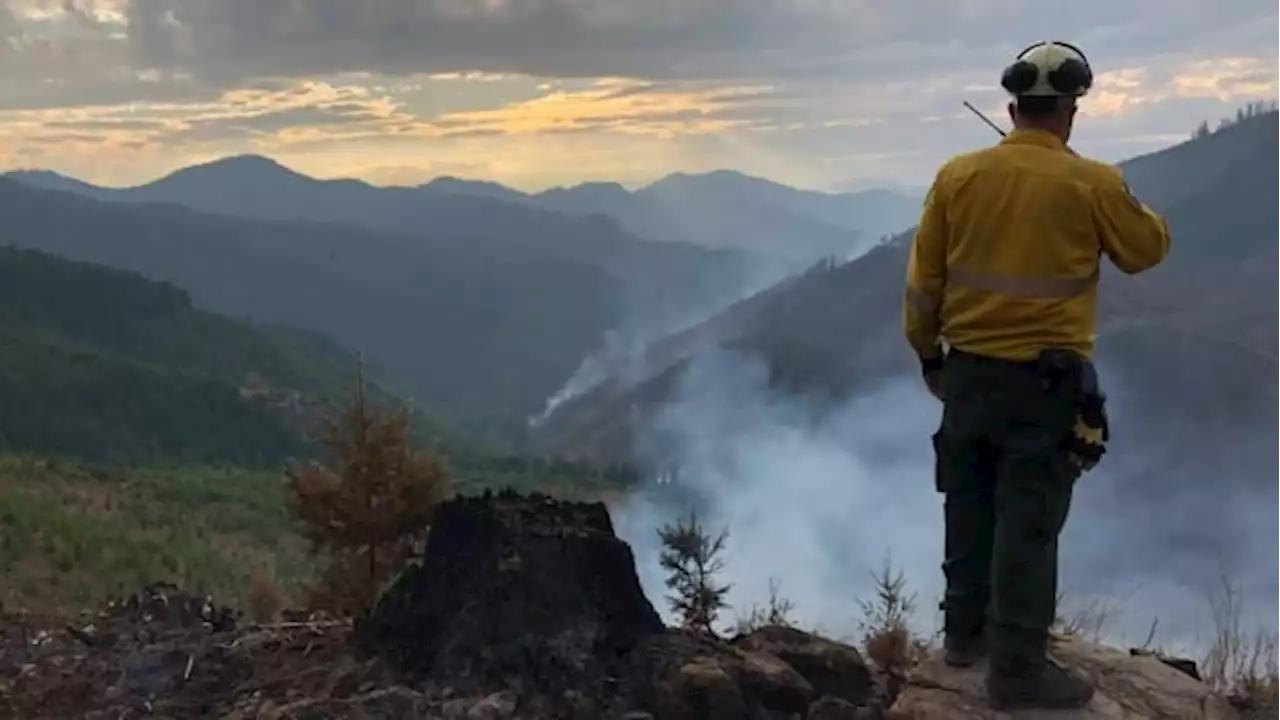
1034, 349, 1109, 473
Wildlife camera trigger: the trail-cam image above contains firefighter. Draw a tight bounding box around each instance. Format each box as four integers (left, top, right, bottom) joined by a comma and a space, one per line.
903, 41, 1171, 710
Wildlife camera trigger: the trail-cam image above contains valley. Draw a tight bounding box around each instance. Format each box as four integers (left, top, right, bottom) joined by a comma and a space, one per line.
0, 80, 1275, 716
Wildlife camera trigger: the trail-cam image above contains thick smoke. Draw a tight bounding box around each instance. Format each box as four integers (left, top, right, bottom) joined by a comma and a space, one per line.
612, 348, 1279, 656
614, 349, 946, 642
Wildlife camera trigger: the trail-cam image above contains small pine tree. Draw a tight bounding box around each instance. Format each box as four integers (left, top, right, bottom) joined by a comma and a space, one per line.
657, 509, 731, 635
857, 555, 930, 674
1192, 120, 1212, 139
285, 359, 451, 615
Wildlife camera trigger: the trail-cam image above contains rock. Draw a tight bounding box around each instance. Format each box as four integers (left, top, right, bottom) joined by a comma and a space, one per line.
360, 491, 664, 698
644, 644, 825, 719
737, 649, 815, 714
888, 636, 1240, 719
559, 689, 603, 719
734, 625, 875, 706
120, 646, 191, 698
662, 658, 748, 720
809, 695, 866, 720
467, 690, 518, 719
1129, 647, 1202, 681
440, 698, 471, 719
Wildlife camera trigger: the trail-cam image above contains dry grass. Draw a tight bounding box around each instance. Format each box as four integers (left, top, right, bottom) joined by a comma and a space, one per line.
1051, 571, 1277, 710
1053, 592, 1121, 642
733, 577, 797, 635
1201, 571, 1279, 709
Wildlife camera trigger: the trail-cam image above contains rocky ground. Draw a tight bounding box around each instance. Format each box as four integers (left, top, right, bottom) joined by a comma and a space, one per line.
0, 491, 1268, 719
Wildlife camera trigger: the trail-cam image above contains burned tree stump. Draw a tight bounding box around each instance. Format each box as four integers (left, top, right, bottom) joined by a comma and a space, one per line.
360, 490, 664, 697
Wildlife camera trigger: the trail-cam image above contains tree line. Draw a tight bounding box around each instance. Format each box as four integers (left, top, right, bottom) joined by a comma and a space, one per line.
1191, 100, 1278, 139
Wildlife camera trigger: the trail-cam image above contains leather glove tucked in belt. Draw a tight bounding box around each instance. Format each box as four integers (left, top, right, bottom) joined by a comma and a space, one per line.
1067, 412, 1107, 472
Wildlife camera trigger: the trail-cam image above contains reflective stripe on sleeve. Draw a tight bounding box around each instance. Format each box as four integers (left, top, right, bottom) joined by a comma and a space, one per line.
905, 286, 940, 314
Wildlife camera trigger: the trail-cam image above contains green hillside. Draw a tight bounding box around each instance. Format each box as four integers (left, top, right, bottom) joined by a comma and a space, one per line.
0, 245, 364, 466
0, 457, 307, 612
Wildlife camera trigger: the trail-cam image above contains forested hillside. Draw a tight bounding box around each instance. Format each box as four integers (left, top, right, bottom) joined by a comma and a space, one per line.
539, 110, 1280, 466
0, 174, 768, 443
0, 245, 643, 613
0, 246, 363, 465
0, 179, 628, 443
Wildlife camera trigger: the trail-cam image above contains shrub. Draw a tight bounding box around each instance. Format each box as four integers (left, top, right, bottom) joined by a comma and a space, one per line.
245, 565, 285, 623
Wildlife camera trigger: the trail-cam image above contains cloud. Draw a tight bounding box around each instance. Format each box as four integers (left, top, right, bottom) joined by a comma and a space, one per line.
114, 0, 1278, 85
433, 79, 777, 138
0, 78, 405, 149
5, 1, 1276, 105
0, 0, 1275, 190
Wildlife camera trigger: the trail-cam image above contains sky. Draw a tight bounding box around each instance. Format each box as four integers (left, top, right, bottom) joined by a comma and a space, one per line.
0, 0, 1275, 192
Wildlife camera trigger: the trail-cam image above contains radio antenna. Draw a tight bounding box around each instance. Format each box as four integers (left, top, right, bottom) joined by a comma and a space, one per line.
963, 100, 1007, 137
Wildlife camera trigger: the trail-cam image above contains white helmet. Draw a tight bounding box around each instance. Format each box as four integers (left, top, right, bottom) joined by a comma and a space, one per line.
1001, 41, 1094, 98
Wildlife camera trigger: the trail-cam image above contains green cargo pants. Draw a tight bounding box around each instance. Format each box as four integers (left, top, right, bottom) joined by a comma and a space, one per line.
932, 349, 1081, 675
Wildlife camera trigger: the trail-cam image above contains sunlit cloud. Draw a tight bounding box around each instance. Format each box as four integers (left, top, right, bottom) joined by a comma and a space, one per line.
0, 0, 1273, 189
434, 79, 777, 138
1171, 57, 1279, 100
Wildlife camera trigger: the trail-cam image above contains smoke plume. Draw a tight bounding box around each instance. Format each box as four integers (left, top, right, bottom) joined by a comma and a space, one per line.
612, 348, 1279, 656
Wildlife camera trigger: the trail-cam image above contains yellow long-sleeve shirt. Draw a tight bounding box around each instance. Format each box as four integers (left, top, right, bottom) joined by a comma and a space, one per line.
904, 128, 1171, 362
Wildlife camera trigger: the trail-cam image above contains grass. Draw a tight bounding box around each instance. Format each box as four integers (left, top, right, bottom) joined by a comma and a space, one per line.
733, 577, 797, 636
0, 455, 311, 614
1201, 571, 1279, 708
0, 450, 636, 617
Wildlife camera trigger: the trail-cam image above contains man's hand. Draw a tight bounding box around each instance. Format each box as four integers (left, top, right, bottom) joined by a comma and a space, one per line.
924, 369, 944, 400
921, 354, 945, 401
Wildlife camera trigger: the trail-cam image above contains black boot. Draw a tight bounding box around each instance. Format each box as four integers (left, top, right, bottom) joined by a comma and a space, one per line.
944, 631, 988, 668
986, 661, 1095, 710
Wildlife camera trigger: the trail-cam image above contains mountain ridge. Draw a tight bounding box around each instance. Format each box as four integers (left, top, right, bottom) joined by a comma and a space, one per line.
0, 176, 635, 443
536, 110, 1280, 465
6, 159, 922, 264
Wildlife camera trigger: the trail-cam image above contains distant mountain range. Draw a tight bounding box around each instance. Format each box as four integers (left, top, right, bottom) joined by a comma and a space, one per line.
9, 161, 922, 264
536, 111, 1280, 471
419, 169, 923, 261
1, 158, 919, 444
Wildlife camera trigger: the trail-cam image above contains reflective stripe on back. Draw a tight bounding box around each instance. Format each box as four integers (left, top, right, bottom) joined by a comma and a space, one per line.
948, 267, 1097, 299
